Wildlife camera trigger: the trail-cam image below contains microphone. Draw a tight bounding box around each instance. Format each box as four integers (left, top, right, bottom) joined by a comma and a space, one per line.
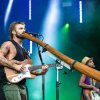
25, 31, 42, 36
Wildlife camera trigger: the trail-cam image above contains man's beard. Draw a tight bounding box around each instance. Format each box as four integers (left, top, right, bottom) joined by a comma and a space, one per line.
89, 64, 95, 68
16, 34, 25, 40
16, 32, 25, 40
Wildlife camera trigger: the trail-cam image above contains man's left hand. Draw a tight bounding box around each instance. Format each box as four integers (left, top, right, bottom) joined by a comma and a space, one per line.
42, 65, 48, 74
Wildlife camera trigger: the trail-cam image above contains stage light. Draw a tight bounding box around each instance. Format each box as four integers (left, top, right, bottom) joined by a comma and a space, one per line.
28, 0, 32, 54
79, 1, 82, 23
29, 40, 32, 54
60, 23, 69, 36
41, 0, 61, 46
4, 0, 14, 27
65, 23, 69, 29
29, 0, 32, 20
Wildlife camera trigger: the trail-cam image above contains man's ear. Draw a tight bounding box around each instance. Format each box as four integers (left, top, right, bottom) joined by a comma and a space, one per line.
12, 30, 16, 35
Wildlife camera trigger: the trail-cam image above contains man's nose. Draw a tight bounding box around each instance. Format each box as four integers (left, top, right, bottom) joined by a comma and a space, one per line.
23, 30, 26, 33
23, 29, 25, 32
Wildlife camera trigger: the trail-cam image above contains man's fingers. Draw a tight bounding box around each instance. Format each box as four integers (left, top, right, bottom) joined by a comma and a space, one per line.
15, 61, 21, 64
20, 65, 26, 72
10, 60, 21, 64
42, 65, 48, 72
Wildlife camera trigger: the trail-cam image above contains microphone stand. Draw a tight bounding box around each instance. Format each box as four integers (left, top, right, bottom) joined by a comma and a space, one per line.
56, 60, 63, 100
37, 44, 45, 100
42, 46, 63, 100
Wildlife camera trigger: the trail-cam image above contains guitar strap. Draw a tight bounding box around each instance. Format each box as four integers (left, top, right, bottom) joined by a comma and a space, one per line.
91, 79, 96, 86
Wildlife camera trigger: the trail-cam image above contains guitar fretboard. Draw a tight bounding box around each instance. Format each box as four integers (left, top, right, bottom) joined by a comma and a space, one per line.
28, 64, 57, 71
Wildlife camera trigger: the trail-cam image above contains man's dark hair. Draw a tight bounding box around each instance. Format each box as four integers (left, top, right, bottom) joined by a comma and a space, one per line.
9, 21, 25, 40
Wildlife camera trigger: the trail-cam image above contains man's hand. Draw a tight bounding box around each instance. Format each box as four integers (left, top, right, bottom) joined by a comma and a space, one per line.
9, 60, 25, 72
42, 65, 48, 74
92, 86, 99, 93
10, 59, 32, 72
13, 64, 25, 72
9, 60, 21, 65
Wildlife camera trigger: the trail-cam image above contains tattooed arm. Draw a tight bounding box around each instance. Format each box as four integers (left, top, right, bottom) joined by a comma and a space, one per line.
0, 41, 22, 71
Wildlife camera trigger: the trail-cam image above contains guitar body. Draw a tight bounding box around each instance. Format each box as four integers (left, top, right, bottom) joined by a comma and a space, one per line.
91, 90, 100, 100
4, 63, 55, 83
4, 64, 36, 83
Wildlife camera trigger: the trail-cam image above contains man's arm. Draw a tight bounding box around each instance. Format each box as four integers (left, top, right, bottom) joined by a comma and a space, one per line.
0, 42, 22, 71
31, 65, 48, 75
79, 74, 93, 89
10, 58, 33, 66
0, 42, 15, 67
79, 74, 99, 92
21, 58, 32, 65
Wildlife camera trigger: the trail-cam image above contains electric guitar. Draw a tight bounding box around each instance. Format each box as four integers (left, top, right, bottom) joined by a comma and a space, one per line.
91, 90, 100, 100
4, 64, 57, 83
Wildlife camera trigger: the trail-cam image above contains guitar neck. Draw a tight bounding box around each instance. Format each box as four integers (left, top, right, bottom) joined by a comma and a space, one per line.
28, 64, 56, 71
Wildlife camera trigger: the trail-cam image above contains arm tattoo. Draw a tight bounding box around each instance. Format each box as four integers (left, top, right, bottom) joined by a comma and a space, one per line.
0, 42, 15, 69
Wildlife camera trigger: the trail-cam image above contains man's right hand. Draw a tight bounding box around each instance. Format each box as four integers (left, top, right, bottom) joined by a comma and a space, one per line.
10, 60, 21, 65
9, 60, 26, 72
14, 64, 25, 72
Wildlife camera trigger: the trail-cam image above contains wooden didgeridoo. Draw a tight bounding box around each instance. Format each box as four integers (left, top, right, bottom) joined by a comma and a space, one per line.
22, 33, 100, 81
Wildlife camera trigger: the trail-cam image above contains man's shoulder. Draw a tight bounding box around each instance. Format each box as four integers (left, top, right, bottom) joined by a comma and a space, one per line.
0, 41, 13, 53
1, 41, 13, 47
